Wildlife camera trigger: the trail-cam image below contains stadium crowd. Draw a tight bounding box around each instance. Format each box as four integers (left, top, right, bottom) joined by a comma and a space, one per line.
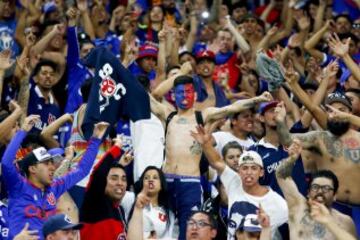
0, 0, 358, 239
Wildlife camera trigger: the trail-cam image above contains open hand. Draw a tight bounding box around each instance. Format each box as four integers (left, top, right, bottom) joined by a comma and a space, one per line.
190, 125, 212, 145
274, 101, 286, 123
14, 223, 39, 240
288, 138, 302, 159
21, 115, 41, 132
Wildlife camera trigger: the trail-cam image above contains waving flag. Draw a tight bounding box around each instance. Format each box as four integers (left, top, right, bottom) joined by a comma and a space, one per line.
81, 47, 150, 140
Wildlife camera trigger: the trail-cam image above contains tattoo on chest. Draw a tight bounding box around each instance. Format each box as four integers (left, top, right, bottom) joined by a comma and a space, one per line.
177, 117, 188, 124
190, 141, 202, 155
323, 134, 343, 158
343, 138, 360, 163
300, 210, 326, 238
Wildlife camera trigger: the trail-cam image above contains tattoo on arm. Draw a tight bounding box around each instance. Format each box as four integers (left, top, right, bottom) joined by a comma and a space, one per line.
276, 156, 297, 179
322, 133, 343, 158
276, 121, 293, 146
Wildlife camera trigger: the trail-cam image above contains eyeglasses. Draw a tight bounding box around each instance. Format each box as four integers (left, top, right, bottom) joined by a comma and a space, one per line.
187, 220, 212, 229
310, 184, 334, 193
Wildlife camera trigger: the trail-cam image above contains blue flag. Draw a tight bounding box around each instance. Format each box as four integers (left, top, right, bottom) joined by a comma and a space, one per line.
81, 47, 151, 140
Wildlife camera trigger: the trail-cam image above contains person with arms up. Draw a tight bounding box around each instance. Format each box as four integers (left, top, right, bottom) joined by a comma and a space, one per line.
1, 115, 108, 239
276, 139, 357, 239
191, 125, 288, 240
80, 136, 133, 240
150, 72, 273, 239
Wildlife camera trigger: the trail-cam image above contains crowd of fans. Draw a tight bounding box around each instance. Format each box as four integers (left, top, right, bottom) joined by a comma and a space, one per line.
0, 0, 358, 239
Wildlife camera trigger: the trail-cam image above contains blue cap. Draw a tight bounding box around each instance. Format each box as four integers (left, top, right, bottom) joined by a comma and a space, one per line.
42, 1, 57, 14
43, 214, 82, 237
238, 214, 262, 232
48, 148, 65, 163
258, 101, 279, 115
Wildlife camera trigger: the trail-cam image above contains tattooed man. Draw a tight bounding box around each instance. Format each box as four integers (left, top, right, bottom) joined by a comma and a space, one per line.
276, 139, 357, 240
275, 93, 360, 235
150, 73, 272, 239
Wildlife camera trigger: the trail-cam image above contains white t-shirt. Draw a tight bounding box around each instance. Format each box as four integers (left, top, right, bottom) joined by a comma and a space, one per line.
130, 113, 165, 182
220, 166, 288, 240
143, 204, 178, 239
213, 131, 254, 154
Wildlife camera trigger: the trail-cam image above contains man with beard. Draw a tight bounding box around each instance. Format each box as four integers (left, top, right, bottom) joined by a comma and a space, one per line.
1, 115, 107, 239
193, 50, 230, 110
275, 91, 360, 235
150, 74, 272, 239
248, 101, 307, 197
276, 139, 357, 239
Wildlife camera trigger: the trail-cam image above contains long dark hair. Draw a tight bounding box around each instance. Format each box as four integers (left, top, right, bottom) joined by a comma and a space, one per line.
137, 166, 172, 227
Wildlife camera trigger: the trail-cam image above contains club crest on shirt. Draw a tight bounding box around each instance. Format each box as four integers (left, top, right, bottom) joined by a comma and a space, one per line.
46, 192, 56, 206
158, 212, 167, 222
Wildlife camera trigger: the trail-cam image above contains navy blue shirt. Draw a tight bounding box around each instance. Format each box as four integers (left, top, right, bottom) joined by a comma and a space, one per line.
249, 139, 307, 197
193, 75, 230, 108
27, 85, 61, 132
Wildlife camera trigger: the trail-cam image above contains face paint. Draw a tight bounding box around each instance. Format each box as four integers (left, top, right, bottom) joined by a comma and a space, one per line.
174, 83, 195, 109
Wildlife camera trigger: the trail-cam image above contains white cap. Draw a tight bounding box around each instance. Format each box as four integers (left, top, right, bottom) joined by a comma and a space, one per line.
33, 147, 52, 162
238, 151, 263, 168
242, 214, 262, 232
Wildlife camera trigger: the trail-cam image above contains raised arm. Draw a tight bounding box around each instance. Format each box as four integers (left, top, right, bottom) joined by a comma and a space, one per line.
40, 113, 73, 148
284, 61, 328, 129
151, 61, 192, 100
0, 49, 15, 106
204, 92, 272, 123
185, 12, 198, 52
191, 125, 226, 174
275, 101, 321, 147
54, 122, 107, 195
276, 139, 306, 207
313, 0, 326, 32
149, 94, 173, 123
66, 7, 81, 68
304, 21, 331, 61
127, 190, 150, 240
77, 0, 95, 40
326, 105, 360, 129
31, 24, 65, 57
0, 101, 22, 144
300, 63, 332, 128
1, 115, 40, 189
225, 16, 250, 53
328, 33, 360, 82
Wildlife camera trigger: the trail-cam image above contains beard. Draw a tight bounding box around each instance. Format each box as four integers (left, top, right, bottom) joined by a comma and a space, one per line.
327, 120, 350, 136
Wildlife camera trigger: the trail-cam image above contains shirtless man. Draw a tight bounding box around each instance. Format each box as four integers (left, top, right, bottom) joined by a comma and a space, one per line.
276, 139, 357, 240
150, 74, 272, 239
275, 92, 360, 234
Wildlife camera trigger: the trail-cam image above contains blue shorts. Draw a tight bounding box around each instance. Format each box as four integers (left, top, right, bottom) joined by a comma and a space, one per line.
166, 174, 202, 240
333, 201, 360, 236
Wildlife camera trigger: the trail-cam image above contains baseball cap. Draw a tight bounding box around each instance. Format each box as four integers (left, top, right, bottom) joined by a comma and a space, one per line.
43, 214, 83, 237
195, 50, 215, 63
48, 148, 65, 163
137, 44, 158, 61
258, 101, 279, 115
42, 1, 57, 14
238, 151, 263, 168
238, 214, 262, 232
18, 147, 52, 172
324, 92, 352, 111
